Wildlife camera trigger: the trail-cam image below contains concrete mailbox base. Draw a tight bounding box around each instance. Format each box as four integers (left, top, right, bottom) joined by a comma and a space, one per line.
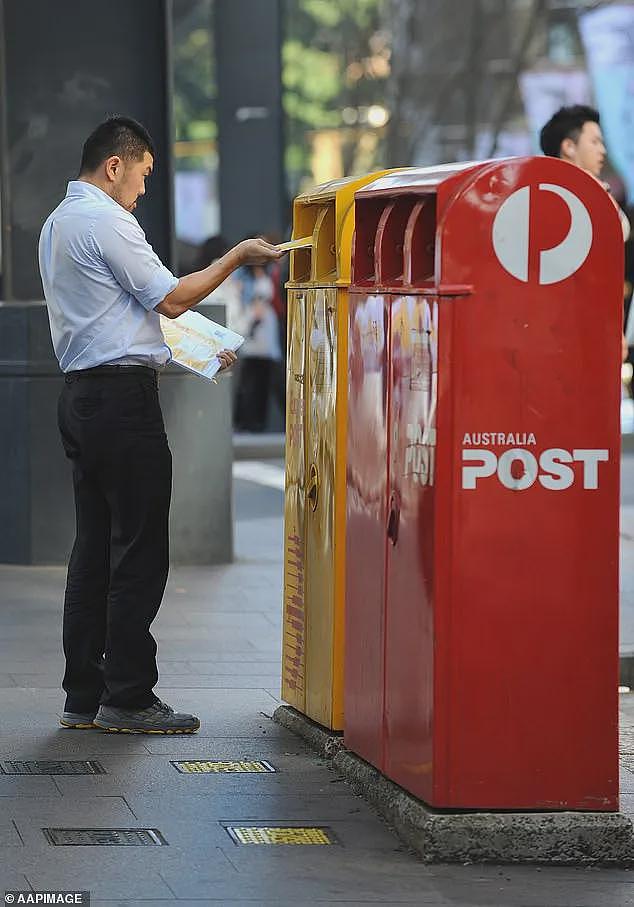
273, 705, 634, 865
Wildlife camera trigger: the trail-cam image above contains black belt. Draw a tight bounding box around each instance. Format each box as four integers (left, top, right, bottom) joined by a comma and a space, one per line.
64, 365, 158, 382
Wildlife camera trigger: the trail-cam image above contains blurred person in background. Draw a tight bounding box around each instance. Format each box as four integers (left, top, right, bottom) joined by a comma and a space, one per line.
38, 116, 283, 735
540, 105, 630, 363
197, 234, 246, 421
233, 238, 283, 432
197, 235, 243, 331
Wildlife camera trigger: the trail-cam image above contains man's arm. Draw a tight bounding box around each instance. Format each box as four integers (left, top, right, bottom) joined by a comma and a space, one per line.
156, 238, 284, 319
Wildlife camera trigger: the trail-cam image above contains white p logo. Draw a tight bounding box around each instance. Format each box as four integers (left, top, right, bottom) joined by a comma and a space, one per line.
492, 183, 593, 285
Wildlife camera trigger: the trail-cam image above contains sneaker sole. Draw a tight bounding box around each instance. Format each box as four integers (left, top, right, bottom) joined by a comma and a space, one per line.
59, 720, 97, 729
93, 723, 200, 735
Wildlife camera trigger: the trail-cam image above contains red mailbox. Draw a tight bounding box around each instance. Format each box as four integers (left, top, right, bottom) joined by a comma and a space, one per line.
345, 158, 623, 811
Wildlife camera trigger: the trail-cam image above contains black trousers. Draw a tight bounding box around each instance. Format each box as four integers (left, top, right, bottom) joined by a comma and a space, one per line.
57, 367, 172, 712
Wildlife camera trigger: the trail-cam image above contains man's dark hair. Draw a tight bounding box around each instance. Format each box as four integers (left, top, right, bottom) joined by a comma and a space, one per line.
79, 116, 155, 174
539, 105, 600, 158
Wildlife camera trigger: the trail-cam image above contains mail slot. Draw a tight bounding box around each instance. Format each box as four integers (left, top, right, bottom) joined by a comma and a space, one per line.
345, 158, 623, 810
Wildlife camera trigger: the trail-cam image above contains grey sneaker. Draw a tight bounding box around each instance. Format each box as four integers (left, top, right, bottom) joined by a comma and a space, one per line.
60, 711, 97, 729
93, 700, 200, 734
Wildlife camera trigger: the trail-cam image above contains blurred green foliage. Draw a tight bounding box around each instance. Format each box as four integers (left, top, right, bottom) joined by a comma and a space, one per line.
173, 0, 216, 170
283, 0, 387, 190
171, 0, 387, 182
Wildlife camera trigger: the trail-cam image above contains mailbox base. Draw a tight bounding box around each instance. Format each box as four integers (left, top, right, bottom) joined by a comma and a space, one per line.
274, 706, 634, 865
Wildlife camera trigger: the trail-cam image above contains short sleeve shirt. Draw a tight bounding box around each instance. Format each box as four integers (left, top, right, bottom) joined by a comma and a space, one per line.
38, 180, 178, 371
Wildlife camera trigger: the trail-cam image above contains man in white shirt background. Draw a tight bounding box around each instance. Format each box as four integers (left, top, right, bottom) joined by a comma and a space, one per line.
39, 116, 283, 735
539, 104, 630, 363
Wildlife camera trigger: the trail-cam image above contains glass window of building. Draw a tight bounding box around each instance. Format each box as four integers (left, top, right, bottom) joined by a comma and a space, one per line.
172, 0, 218, 275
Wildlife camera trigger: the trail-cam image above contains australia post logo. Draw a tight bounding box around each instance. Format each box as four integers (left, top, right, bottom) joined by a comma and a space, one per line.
492, 183, 593, 285
461, 433, 608, 491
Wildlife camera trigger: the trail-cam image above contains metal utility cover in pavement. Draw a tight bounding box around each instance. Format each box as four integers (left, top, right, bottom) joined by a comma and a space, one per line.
0, 760, 106, 775
172, 759, 276, 774
225, 825, 335, 845
43, 828, 167, 846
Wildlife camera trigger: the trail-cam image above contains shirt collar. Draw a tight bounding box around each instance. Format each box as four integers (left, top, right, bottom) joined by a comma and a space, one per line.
65, 180, 120, 208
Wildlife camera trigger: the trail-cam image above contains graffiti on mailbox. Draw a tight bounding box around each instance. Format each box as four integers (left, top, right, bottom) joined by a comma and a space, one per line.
405, 421, 436, 486
410, 328, 430, 392
403, 300, 438, 486
287, 395, 303, 449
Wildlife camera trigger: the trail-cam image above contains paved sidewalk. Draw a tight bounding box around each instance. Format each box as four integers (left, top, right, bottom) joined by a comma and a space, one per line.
1, 476, 634, 904
233, 432, 285, 462
621, 454, 634, 653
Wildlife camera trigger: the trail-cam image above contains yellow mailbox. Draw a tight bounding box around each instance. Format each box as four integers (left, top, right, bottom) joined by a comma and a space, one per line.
281, 171, 395, 730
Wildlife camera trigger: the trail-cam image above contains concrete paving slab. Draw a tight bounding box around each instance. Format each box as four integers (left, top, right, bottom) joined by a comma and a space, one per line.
211, 845, 432, 874
88, 902, 426, 907
51, 775, 349, 815
0, 819, 25, 847
0, 732, 153, 758
0, 661, 63, 675
266, 688, 283, 702
184, 653, 282, 665
179, 611, 277, 631
153, 642, 262, 659
0, 871, 31, 893
51, 769, 354, 799
125, 792, 399, 841
149, 627, 281, 649
146, 675, 282, 690
9, 675, 63, 687
25, 868, 174, 901
9, 796, 138, 847
0, 776, 60, 797
140, 735, 307, 756
0, 627, 60, 642
46, 749, 330, 779
89, 902, 215, 907
183, 659, 281, 673
144, 861, 634, 906
156, 873, 446, 903
2, 843, 228, 877
54, 774, 359, 802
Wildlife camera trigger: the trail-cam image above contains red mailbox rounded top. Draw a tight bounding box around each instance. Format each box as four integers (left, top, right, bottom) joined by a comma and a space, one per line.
351, 156, 624, 296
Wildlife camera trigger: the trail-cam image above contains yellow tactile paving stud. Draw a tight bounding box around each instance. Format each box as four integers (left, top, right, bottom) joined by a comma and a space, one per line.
225, 826, 335, 845
172, 760, 276, 774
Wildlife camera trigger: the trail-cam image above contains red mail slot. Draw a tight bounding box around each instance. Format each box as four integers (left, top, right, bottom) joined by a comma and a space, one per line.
345, 158, 623, 810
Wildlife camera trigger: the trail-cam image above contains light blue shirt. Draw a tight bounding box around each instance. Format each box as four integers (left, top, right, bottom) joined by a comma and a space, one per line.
38, 181, 179, 371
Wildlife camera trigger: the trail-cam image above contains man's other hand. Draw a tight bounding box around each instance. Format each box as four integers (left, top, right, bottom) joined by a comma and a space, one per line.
217, 349, 238, 372
234, 238, 286, 266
